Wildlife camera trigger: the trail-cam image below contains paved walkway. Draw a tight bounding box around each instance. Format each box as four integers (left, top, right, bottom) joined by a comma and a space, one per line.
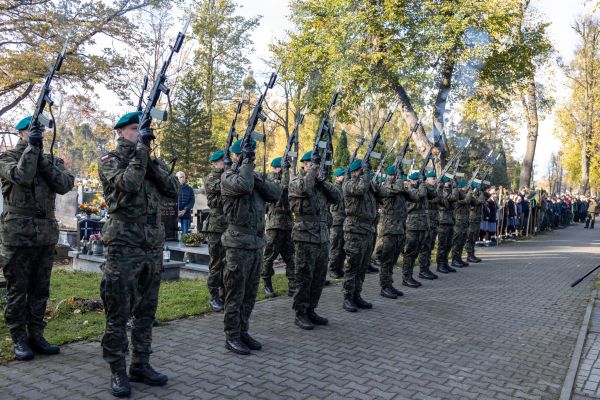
0, 226, 597, 400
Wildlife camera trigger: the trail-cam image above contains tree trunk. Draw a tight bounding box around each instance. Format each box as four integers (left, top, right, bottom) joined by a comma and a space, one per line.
519, 75, 538, 188
432, 55, 456, 167
580, 141, 591, 194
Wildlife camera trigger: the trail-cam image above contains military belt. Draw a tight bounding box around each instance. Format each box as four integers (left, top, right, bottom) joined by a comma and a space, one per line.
294, 214, 321, 222
4, 205, 54, 219
228, 224, 260, 236
209, 208, 223, 214
109, 213, 161, 226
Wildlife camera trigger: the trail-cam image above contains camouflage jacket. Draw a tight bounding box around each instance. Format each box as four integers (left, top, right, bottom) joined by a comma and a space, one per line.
265, 168, 293, 231
220, 160, 281, 249
455, 190, 473, 223
425, 183, 441, 227
376, 179, 417, 236
0, 140, 74, 247
469, 190, 488, 223
343, 169, 378, 235
205, 167, 227, 233
329, 181, 346, 227
405, 183, 429, 231
99, 138, 180, 248
438, 187, 459, 225
289, 164, 341, 244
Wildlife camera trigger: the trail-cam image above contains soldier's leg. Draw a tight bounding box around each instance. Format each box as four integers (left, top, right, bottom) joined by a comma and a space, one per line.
27, 245, 55, 338
293, 242, 317, 314
355, 233, 373, 298
280, 230, 296, 292
327, 226, 344, 277
101, 245, 136, 365
342, 232, 362, 303
417, 228, 432, 270
2, 246, 31, 342
207, 233, 225, 300
240, 249, 262, 335
402, 231, 419, 284
261, 229, 278, 285
308, 244, 329, 311
379, 234, 394, 289
223, 247, 249, 340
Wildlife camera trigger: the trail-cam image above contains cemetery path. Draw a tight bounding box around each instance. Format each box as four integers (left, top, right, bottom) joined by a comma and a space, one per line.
0, 225, 598, 400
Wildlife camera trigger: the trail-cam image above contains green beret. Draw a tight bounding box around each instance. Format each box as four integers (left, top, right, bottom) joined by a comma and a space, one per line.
333, 167, 346, 177
386, 165, 396, 176
457, 179, 467, 188
15, 116, 32, 131
230, 138, 256, 155
408, 171, 420, 181
441, 176, 451, 183
348, 160, 362, 172
377, 176, 386, 184
472, 181, 480, 188
300, 150, 312, 162
402, 175, 408, 180
114, 111, 142, 130
209, 150, 224, 162
426, 171, 436, 178
271, 157, 282, 167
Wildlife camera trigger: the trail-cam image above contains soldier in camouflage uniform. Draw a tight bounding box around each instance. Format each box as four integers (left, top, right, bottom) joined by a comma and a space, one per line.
205, 150, 227, 312
262, 157, 295, 298
451, 180, 473, 268
402, 172, 429, 288
436, 177, 459, 273
342, 160, 378, 312
328, 168, 346, 279
289, 151, 341, 329
0, 116, 74, 361
99, 111, 179, 397
417, 171, 441, 281
220, 139, 281, 355
465, 182, 487, 263
377, 166, 418, 299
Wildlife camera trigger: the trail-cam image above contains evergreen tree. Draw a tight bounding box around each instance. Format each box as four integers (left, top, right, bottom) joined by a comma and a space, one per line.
334, 129, 350, 169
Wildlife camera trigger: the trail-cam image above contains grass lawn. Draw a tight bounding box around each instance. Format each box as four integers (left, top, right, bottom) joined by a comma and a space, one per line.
0, 266, 290, 363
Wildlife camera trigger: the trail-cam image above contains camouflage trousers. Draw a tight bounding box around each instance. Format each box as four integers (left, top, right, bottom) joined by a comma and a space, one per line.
327, 225, 345, 273
2, 245, 54, 341
293, 241, 328, 313
418, 224, 438, 270
100, 245, 162, 365
451, 220, 469, 260
379, 233, 405, 288
223, 247, 262, 340
465, 221, 481, 256
207, 232, 225, 300
261, 229, 295, 289
403, 230, 428, 278
436, 224, 454, 266
342, 231, 373, 298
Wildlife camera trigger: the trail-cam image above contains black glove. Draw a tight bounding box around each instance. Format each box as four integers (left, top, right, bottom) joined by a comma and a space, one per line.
139, 127, 156, 147
282, 157, 291, 169
311, 151, 322, 165
28, 124, 44, 148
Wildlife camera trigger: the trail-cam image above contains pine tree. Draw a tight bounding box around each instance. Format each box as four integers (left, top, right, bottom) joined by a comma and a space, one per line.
334, 129, 351, 169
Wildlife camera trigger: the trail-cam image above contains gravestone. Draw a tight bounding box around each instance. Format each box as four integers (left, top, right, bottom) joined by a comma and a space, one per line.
77, 219, 105, 245
161, 196, 178, 241
55, 190, 78, 229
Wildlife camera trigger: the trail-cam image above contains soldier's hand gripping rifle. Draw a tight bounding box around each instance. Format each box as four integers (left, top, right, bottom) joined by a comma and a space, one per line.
223, 99, 244, 167
138, 18, 190, 150
282, 105, 307, 172
312, 88, 341, 176
234, 72, 278, 170
362, 111, 393, 172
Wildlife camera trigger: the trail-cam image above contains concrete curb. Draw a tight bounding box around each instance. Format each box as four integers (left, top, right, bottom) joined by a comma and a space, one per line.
561, 289, 597, 400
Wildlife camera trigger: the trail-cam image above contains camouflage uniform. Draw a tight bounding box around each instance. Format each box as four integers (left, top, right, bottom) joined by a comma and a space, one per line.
402, 183, 429, 280
0, 140, 74, 342
220, 160, 281, 340
289, 165, 341, 313
205, 167, 227, 300
417, 184, 441, 273
436, 186, 459, 267
465, 189, 487, 257
99, 138, 179, 365
451, 190, 473, 263
262, 168, 295, 289
327, 181, 345, 275
376, 178, 414, 289
342, 168, 378, 299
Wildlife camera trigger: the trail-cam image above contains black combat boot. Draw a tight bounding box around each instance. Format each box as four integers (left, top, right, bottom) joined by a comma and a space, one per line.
240, 332, 262, 350
29, 335, 60, 355
263, 279, 275, 298
329, 269, 344, 279
445, 263, 457, 272
367, 264, 379, 273
307, 308, 328, 325
294, 312, 315, 330
210, 296, 224, 312
390, 286, 404, 297
402, 277, 421, 288
343, 297, 358, 312
459, 258, 469, 267
225, 337, 251, 355
354, 295, 373, 309
436, 263, 450, 274
129, 362, 168, 386
418, 267, 438, 280
380, 287, 398, 299
451, 258, 465, 268
467, 254, 481, 263
110, 359, 131, 398
13, 339, 34, 361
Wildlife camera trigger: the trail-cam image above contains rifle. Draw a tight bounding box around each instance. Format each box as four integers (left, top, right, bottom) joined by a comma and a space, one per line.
390, 120, 420, 182
234, 72, 278, 170
466, 149, 493, 188
282, 105, 307, 170
29, 34, 70, 131
438, 138, 471, 181
223, 99, 244, 166
319, 123, 335, 178
479, 153, 501, 188
373, 139, 398, 183
312, 88, 341, 173
346, 134, 366, 177
419, 129, 444, 179
363, 111, 393, 165
136, 75, 149, 112
138, 18, 190, 136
